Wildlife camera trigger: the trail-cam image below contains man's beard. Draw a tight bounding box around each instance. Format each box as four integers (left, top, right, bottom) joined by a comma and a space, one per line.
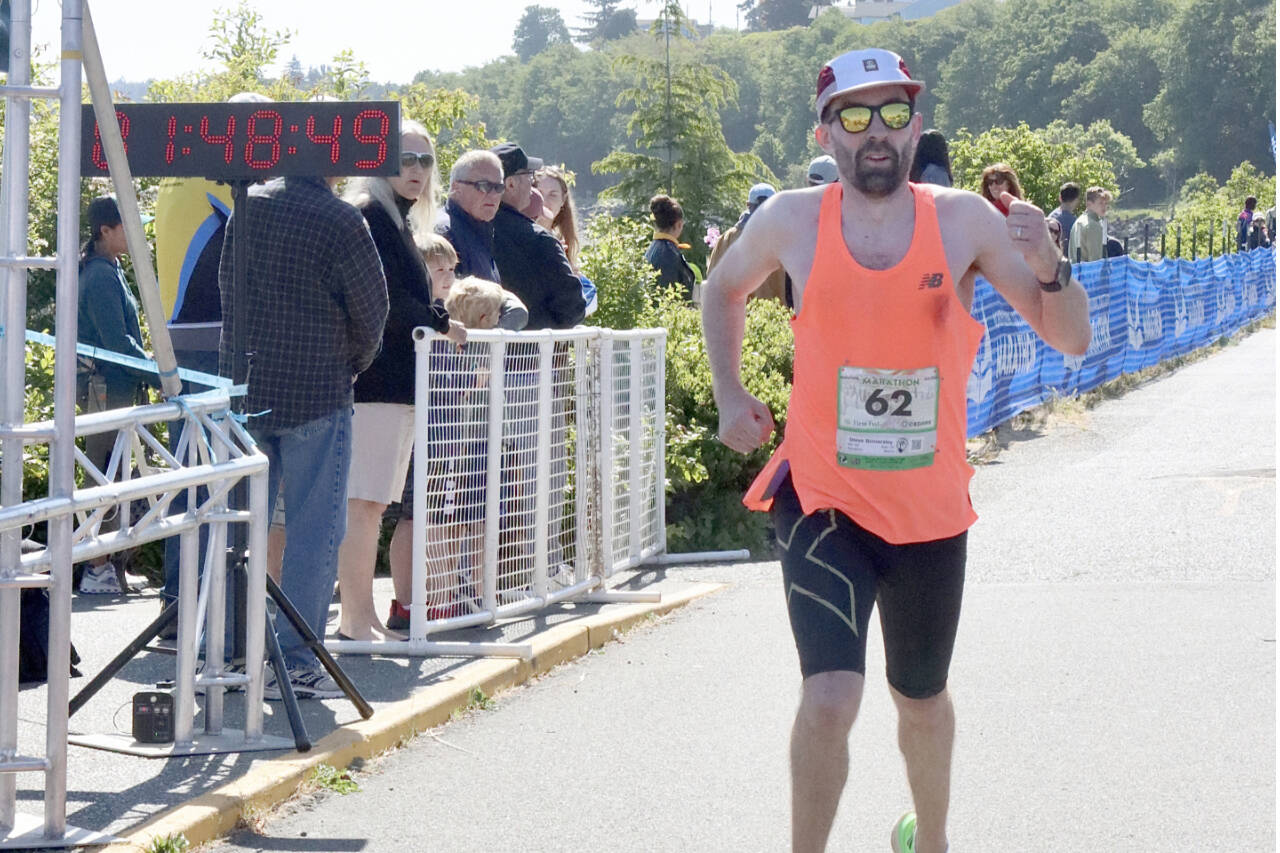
835, 139, 911, 198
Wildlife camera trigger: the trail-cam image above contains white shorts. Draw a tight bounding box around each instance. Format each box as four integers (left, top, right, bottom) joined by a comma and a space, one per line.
346, 403, 415, 505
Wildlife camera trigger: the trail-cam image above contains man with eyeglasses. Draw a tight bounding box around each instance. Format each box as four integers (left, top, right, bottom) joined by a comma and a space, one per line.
436, 149, 506, 282
489, 142, 586, 331
701, 48, 1091, 853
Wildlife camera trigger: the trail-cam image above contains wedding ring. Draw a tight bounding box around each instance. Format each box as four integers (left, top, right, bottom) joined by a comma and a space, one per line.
1014, 226, 1024, 238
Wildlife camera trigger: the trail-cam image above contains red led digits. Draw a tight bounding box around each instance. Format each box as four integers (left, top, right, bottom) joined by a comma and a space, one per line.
305, 115, 343, 164
90, 110, 130, 170
200, 115, 237, 164
165, 115, 177, 165
352, 109, 389, 169
244, 109, 283, 169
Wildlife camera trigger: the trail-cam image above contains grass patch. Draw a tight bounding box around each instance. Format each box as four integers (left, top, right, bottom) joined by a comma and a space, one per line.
147, 834, 189, 853
304, 763, 360, 795
450, 687, 496, 721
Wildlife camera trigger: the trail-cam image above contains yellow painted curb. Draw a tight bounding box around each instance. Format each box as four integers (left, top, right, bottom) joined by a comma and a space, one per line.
104, 580, 724, 852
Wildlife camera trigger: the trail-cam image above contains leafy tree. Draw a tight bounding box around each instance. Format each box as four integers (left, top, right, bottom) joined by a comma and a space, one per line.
512, 5, 572, 61
739, 0, 832, 31
1041, 119, 1145, 192
1061, 27, 1164, 156
593, 6, 774, 267
390, 84, 490, 179
933, 0, 1108, 135
199, 1, 292, 92
494, 45, 626, 202
282, 54, 303, 87
1143, 0, 1276, 180
574, 0, 638, 44
1165, 162, 1276, 258
947, 122, 1116, 212
324, 49, 371, 100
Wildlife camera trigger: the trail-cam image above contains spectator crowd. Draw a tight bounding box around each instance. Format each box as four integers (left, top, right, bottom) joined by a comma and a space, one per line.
76, 116, 596, 699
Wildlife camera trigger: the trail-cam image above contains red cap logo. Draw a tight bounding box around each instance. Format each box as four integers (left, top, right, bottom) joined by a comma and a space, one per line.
899, 58, 912, 79
816, 65, 835, 100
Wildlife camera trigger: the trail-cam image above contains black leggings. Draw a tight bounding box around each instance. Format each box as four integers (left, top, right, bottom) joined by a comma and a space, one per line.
771, 475, 966, 699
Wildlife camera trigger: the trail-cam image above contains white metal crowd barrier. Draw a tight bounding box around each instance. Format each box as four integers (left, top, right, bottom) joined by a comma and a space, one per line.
327, 326, 669, 659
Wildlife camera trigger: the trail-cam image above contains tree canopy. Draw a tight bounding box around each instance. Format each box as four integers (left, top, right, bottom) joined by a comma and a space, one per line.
513, 5, 572, 61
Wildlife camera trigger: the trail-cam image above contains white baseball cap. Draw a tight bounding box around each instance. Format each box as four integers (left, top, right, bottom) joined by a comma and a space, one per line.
814, 48, 925, 118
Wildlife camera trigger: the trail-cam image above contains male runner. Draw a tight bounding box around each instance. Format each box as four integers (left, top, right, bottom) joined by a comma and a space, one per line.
701, 48, 1090, 853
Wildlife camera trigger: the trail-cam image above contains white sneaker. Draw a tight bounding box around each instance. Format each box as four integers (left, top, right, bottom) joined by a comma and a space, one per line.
263, 666, 343, 701
79, 563, 122, 594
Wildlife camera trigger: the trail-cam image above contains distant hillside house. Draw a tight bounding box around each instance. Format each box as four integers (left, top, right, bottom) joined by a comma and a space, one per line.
812, 0, 970, 24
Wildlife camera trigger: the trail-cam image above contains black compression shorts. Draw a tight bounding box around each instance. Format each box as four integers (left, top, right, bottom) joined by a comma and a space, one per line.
770, 474, 966, 699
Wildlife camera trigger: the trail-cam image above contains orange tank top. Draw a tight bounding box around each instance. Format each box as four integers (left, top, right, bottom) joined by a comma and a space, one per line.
743, 182, 985, 544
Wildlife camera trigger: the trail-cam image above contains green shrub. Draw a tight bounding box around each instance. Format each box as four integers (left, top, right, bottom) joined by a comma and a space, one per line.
1165, 162, 1276, 258
588, 214, 794, 557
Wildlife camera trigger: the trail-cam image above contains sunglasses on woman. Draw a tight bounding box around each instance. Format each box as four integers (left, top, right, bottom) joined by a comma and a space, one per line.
399, 152, 435, 170
830, 101, 913, 134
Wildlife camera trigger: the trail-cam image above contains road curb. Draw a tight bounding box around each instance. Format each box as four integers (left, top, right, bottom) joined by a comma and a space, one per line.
102, 581, 725, 851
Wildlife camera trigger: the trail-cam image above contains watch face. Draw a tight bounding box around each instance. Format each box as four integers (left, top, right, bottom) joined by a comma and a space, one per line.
1057, 258, 1072, 288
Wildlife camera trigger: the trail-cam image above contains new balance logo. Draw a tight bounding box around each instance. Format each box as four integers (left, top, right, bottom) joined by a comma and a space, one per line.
918, 273, 944, 290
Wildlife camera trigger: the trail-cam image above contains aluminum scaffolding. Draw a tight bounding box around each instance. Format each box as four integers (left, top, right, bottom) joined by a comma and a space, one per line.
0, 3, 284, 848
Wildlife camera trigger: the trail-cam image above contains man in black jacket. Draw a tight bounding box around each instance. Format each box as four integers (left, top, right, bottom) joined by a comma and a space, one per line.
490, 143, 586, 330
487, 143, 585, 585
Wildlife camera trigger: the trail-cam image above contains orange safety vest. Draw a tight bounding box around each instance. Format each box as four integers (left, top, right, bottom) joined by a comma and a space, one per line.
743, 182, 985, 544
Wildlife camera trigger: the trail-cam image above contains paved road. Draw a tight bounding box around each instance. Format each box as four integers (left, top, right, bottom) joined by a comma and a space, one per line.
213, 330, 1276, 853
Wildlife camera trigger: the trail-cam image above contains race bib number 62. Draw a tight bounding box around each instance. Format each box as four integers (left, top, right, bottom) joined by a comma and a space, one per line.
836, 366, 940, 471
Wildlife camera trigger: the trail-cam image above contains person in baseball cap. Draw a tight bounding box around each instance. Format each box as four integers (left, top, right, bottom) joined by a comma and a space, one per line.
813, 47, 925, 120
747, 182, 776, 207
701, 43, 1090, 853
812, 47, 926, 198
489, 142, 543, 180
490, 142, 543, 213
807, 155, 838, 186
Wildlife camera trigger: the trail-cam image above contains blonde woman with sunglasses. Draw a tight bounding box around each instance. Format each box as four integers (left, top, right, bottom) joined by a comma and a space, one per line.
336, 119, 466, 643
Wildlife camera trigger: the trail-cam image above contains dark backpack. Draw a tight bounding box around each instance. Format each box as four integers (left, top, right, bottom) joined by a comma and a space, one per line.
18, 589, 81, 684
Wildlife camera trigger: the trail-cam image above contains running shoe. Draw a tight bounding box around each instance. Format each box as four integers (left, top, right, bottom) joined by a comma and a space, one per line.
263, 666, 343, 701
78, 563, 122, 594
890, 811, 916, 853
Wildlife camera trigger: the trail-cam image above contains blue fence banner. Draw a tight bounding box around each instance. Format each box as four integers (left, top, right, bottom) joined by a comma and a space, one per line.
965, 248, 1276, 438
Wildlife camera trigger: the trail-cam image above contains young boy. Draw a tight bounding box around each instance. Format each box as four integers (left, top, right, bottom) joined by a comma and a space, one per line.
422, 277, 506, 612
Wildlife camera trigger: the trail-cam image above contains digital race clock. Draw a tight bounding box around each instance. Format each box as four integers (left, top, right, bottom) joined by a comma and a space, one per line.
80, 101, 402, 179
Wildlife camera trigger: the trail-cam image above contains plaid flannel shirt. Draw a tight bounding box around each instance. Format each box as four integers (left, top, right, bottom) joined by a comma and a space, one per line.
219, 176, 388, 432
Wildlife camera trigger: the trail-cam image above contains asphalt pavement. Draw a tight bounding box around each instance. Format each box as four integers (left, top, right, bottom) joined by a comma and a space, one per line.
207, 330, 1277, 853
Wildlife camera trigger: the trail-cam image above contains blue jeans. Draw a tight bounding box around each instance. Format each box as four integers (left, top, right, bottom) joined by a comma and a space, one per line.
253, 408, 352, 670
